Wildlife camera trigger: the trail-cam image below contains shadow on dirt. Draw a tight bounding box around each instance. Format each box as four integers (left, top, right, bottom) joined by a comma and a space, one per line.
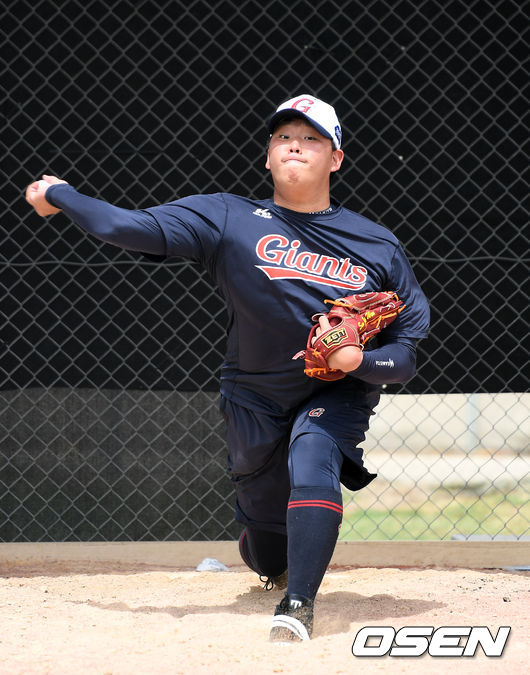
71, 586, 445, 638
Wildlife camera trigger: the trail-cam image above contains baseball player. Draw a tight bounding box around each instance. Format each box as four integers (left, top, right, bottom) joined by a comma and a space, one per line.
26, 94, 430, 643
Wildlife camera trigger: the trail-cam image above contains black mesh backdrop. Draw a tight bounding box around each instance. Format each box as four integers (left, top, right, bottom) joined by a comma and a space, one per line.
1, 0, 528, 541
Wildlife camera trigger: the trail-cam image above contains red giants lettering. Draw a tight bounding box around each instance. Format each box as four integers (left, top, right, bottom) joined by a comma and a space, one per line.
255, 234, 368, 291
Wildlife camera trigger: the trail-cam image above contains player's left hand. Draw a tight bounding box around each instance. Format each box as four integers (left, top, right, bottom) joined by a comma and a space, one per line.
313, 315, 363, 372
293, 291, 404, 380
25, 175, 68, 217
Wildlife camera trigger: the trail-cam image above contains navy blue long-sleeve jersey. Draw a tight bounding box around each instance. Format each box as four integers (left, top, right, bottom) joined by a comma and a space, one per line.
46, 185, 430, 414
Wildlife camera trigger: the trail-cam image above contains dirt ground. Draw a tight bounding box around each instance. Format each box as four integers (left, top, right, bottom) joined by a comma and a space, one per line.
0, 561, 527, 674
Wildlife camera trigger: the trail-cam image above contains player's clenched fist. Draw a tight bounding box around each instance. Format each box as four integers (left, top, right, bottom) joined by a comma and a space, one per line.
25, 175, 68, 216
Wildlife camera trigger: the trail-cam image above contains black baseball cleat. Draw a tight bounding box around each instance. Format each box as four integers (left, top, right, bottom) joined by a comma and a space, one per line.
269, 593, 314, 642
260, 569, 288, 591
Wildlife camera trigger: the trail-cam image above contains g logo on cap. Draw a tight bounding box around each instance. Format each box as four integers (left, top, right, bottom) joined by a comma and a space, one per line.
291, 98, 315, 113
268, 94, 342, 150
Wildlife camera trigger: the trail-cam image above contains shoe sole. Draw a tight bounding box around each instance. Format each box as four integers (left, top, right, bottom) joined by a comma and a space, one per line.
270, 615, 311, 642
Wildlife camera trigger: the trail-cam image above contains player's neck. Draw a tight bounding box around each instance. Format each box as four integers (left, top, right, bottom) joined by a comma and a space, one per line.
272, 186, 331, 214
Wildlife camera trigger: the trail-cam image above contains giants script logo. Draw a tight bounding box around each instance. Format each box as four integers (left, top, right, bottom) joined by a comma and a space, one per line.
255, 234, 368, 291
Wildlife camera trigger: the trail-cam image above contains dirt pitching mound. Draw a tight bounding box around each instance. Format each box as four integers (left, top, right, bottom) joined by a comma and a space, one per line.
0, 562, 527, 674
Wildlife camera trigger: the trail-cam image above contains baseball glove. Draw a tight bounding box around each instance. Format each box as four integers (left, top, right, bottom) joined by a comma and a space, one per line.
293, 291, 405, 381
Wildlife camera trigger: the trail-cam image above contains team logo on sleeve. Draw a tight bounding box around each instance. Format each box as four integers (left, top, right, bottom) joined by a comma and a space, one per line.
255, 234, 367, 291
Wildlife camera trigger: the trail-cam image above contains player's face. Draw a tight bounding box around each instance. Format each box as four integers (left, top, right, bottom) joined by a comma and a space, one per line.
265, 119, 344, 186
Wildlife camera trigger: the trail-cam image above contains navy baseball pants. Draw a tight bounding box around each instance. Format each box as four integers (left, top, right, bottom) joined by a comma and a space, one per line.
220, 378, 379, 599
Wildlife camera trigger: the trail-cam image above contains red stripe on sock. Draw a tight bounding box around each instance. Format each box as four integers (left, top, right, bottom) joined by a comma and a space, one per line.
288, 499, 343, 514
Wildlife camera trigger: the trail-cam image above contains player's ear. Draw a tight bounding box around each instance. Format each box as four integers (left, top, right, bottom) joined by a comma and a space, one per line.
265, 150, 271, 170
330, 149, 344, 173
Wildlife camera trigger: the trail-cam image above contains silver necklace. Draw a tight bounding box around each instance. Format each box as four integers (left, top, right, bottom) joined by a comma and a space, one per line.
308, 206, 334, 215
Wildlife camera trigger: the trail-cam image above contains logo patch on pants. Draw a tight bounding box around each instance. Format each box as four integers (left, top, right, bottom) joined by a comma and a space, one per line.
309, 408, 325, 417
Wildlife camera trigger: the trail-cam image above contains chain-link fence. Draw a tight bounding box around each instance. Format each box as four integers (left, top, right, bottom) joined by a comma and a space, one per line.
1, 0, 528, 542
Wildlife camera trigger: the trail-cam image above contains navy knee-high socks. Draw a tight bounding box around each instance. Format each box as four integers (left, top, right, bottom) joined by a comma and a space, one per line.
286, 486, 343, 600
238, 434, 344, 601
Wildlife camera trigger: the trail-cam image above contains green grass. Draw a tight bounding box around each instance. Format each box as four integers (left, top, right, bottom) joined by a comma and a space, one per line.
339, 485, 530, 541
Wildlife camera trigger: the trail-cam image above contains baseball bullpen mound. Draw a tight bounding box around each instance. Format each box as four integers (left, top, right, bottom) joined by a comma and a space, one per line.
0, 561, 527, 674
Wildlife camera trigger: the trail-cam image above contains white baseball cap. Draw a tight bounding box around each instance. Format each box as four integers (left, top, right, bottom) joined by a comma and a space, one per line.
268, 94, 342, 149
